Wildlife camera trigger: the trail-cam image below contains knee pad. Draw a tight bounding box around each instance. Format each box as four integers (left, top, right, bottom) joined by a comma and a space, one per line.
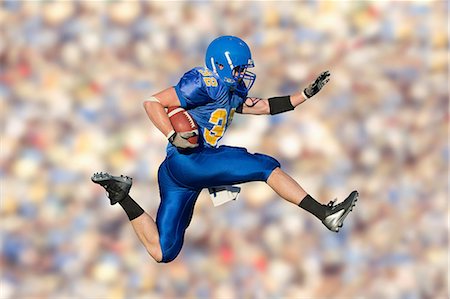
159, 249, 180, 263
158, 237, 183, 263
254, 153, 281, 181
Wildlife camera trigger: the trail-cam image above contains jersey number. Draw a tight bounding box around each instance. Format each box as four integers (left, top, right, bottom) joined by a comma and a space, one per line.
203, 77, 218, 87
198, 69, 218, 87
204, 108, 236, 146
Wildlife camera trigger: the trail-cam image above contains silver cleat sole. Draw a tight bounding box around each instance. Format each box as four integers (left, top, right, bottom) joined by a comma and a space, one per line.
91, 172, 132, 184
91, 172, 132, 204
323, 191, 359, 232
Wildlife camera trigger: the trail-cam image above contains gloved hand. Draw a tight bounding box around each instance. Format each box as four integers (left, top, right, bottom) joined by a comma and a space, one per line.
168, 130, 199, 149
303, 71, 331, 99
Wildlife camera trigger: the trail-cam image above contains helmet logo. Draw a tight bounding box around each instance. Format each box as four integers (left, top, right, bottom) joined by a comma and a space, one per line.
224, 77, 234, 84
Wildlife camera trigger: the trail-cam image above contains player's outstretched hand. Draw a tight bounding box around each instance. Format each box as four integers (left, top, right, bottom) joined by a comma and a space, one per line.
168, 130, 199, 149
303, 70, 331, 99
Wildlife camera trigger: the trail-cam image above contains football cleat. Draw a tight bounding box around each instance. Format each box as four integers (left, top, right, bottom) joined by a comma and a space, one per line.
91, 172, 132, 205
322, 190, 359, 232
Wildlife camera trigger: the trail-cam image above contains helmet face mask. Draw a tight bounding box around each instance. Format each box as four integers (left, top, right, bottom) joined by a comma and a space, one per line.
205, 36, 256, 94
233, 66, 256, 93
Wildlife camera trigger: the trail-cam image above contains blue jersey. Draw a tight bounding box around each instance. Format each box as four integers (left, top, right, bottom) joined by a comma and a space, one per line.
171, 67, 247, 152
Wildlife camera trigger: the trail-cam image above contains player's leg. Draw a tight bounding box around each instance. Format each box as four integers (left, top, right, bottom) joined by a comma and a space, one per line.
166, 145, 281, 188
166, 146, 358, 232
266, 167, 307, 205
91, 172, 162, 262
266, 167, 358, 232
155, 190, 200, 263
156, 161, 202, 263
129, 212, 162, 262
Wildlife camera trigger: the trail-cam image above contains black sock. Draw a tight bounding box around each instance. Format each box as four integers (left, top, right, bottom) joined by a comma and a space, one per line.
298, 194, 326, 221
119, 195, 144, 221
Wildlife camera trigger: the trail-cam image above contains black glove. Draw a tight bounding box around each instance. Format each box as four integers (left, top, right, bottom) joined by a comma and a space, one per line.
168, 130, 199, 149
303, 71, 331, 99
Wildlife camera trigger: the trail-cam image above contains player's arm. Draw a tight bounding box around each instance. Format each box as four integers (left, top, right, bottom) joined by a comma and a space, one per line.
143, 87, 197, 149
236, 91, 306, 115
237, 71, 330, 115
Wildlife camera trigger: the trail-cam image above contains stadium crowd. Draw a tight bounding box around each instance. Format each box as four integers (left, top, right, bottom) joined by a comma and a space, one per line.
1, 1, 448, 298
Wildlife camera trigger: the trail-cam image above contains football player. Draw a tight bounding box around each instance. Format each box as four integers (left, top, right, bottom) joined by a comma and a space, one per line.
92, 36, 358, 263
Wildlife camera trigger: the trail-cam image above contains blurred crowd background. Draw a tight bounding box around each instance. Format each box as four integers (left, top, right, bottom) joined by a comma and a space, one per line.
1, 1, 448, 298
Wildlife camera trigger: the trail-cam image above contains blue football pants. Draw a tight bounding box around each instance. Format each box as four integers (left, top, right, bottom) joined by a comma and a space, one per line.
156, 145, 280, 262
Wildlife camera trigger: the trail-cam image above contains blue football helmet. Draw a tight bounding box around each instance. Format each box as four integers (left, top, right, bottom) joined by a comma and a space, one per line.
205, 35, 256, 93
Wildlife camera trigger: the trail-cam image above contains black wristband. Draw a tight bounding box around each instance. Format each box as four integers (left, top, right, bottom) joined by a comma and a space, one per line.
268, 95, 294, 115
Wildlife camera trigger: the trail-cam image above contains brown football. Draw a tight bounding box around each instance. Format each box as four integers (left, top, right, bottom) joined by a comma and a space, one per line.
167, 107, 199, 145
